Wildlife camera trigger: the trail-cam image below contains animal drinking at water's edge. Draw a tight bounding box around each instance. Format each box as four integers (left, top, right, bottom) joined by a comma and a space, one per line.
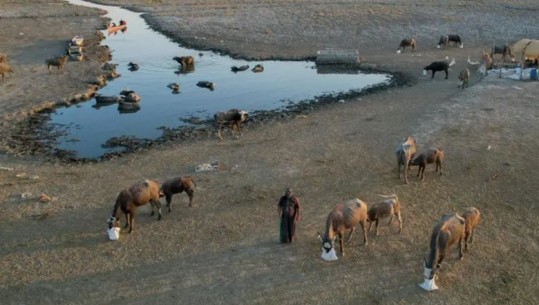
109, 179, 164, 234
213, 109, 249, 140
397, 38, 416, 53
438, 35, 463, 49
409, 146, 444, 180
160, 176, 196, 212
396, 136, 416, 184
367, 194, 403, 236
318, 198, 368, 260
419, 212, 465, 291
46, 55, 68, 74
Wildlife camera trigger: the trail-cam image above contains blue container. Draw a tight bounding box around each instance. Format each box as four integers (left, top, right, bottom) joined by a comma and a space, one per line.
531, 68, 538, 80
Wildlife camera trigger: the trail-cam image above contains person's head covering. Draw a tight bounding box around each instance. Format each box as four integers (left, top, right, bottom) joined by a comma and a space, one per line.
285, 187, 293, 196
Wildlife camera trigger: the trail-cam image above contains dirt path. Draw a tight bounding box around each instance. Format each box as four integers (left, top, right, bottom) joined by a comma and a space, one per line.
0, 1, 538, 304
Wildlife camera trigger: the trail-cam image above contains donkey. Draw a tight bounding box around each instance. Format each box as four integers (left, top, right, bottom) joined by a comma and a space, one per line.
110, 179, 163, 233
423, 213, 465, 282
318, 198, 368, 257
160, 176, 196, 212
396, 136, 416, 184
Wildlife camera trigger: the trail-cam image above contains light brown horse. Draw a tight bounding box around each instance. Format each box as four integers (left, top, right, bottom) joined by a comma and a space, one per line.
423, 213, 465, 281
111, 179, 163, 233
318, 198, 368, 257
396, 136, 416, 184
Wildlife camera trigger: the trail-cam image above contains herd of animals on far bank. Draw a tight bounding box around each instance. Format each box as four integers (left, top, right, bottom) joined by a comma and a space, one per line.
3, 22, 539, 293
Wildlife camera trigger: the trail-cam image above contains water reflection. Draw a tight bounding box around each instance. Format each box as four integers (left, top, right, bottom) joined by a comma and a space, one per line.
50, 0, 392, 159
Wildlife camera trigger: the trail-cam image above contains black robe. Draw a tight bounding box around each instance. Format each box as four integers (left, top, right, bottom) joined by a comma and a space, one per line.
278, 195, 300, 243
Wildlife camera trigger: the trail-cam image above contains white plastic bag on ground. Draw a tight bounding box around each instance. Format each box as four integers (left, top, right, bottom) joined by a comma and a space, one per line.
107, 227, 120, 241
321, 248, 338, 261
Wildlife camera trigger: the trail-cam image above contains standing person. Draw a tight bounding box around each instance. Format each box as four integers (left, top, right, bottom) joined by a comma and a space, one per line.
277, 187, 301, 243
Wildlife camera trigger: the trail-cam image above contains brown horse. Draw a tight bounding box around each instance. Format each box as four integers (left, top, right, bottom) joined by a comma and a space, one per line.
318, 198, 368, 257
423, 213, 465, 282
111, 179, 163, 233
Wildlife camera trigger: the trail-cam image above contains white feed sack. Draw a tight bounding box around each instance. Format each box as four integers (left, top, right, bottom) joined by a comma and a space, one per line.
108, 227, 121, 241
321, 247, 338, 262
418, 267, 439, 291
422, 69, 427, 76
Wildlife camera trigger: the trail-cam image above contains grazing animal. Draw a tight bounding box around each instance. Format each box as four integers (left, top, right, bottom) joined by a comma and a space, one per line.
491, 44, 515, 62
252, 64, 264, 73
318, 198, 368, 257
423, 213, 465, 281
196, 81, 215, 90
231, 65, 249, 72
110, 179, 163, 233
461, 207, 480, 251
424, 61, 450, 79
409, 146, 444, 180
458, 68, 470, 89
367, 194, 403, 235
160, 176, 196, 212
173, 56, 195, 66
398, 38, 417, 53
213, 108, 248, 140
0, 53, 7, 63
438, 34, 463, 48
396, 136, 416, 184
46, 55, 68, 74
0, 63, 14, 82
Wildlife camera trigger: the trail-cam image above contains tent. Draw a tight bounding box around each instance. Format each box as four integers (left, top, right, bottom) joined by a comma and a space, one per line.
512, 39, 539, 62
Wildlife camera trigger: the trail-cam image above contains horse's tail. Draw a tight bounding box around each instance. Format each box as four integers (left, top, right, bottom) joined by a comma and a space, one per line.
427, 225, 442, 270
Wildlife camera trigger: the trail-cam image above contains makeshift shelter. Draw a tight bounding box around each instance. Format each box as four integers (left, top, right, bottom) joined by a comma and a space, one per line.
512, 39, 539, 63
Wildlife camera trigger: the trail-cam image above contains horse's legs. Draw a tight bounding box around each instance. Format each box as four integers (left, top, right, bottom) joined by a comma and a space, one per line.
166, 194, 173, 212
396, 212, 403, 234
186, 189, 194, 207
128, 212, 135, 233
375, 219, 380, 236
387, 214, 394, 226
458, 237, 464, 260
151, 199, 162, 220
360, 220, 368, 246
346, 227, 355, 244
338, 233, 345, 256
444, 69, 448, 79
124, 213, 130, 229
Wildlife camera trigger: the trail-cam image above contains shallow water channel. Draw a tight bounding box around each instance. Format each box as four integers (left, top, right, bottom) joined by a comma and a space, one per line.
47, 0, 392, 159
